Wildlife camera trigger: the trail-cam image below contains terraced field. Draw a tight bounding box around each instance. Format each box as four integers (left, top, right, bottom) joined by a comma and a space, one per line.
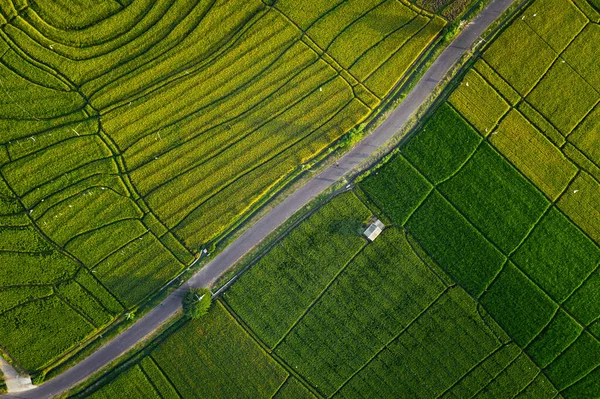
0, 0, 479, 378
71, 0, 600, 397
358, 0, 600, 395
74, 192, 551, 399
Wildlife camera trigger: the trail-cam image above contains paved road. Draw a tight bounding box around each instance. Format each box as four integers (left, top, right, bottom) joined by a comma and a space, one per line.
3, 1, 515, 397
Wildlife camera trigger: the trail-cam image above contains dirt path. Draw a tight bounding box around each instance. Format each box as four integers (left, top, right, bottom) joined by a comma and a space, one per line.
0, 357, 35, 393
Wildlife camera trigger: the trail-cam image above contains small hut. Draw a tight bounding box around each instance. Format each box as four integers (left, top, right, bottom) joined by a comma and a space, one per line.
363, 219, 384, 242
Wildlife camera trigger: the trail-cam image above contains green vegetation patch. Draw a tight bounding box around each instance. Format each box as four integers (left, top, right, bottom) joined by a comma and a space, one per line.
475, 352, 541, 398
439, 143, 549, 253
86, 365, 160, 399
564, 268, 600, 325
401, 103, 482, 184
569, 103, 600, 164
526, 61, 599, 135
522, 0, 588, 53
558, 171, 600, 246
274, 228, 447, 395
363, 17, 446, 97
481, 262, 557, 347
28, 0, 122, 30
151, 302, 287, 398
564, 24, 600, 91
439, 343, 522, 398
406, 191, 505, 297
517, 101, 565, 147
474, 59, 521, 105
0, 296, 95, 372
449, 69, 510, 134
359, 154, 432, 225
0, 286, 53, 315
512, 207, 600, 303
483, 20, 556, 95
514, 373, 559, 399
337, 288, 504, 398
545, 331, 600, 390
224, 192, 370, 347
138, 357, 179, 399
491, 110, 578, 200
562, 364, 600, 399
526, 309, 582, 367
273, 378, 315, 399
94, 233, 183, 307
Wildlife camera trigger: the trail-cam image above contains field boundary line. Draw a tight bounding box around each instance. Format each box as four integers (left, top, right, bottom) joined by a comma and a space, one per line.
403, 226, 455, 288
347, 14, 421, 73
436, 343, 515, 397
119, 41, 321, 158
166, 95, 356, 229
87, 1, 261, 105
137, 362, 163, 399
219, 300, 324, 399
268, 375, 289, 399
268, 2, 382, 100
146, 355, 183, 399
94, 7, 275, 114
139, 73, 344, 199
330, 287, 450, 397
271, 240, 369, 350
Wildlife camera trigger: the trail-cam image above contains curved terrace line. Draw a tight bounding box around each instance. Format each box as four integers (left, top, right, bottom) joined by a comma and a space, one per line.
1, 0, 515, 397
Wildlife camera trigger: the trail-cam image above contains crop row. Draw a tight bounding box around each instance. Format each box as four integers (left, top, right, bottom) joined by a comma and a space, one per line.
224, 191, 371, 348
358, 0, 600, 393
273, 228, 450, 396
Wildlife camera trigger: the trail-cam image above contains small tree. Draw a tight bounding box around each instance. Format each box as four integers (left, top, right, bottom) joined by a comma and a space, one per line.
183, 288, 212, 319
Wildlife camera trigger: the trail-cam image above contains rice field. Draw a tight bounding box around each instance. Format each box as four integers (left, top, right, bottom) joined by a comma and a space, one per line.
73, 193, 541, 399
354, 0, 600, 394
0, 0, 467, 377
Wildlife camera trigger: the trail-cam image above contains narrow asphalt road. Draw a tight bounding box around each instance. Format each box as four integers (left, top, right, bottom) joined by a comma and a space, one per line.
4, 1, 515, 397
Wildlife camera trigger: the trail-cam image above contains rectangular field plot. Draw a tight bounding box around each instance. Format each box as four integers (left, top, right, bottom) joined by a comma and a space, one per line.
558, 171, 600, 245
86, 365, 160, 399
518, 101, 565, 147
473, 59, 521, 105
512, 207, 600, 303
525, 309, 582, 368
449, 69, 510, 134
526, 61, 598, 135
491, 110, 578, 200
336, 288, 505, 399
152, 302, 287, 398
481, 262, 557, 347
521, 0, 587, 53
564, 24, 600, 91
439, 143, 549, 253
439, 343, 523, 398
474, 352, 541, 398
224, 192, 371, 348
359, 154, 432, 225
564, 269, 600, 326
569, 103, 600, 164
406, 191, 505, 297
544, 331, 600, 390
274, 228, 447, 396
273, 377, 315, 399
93, 233, 184, 307
401, 103, 482, 184
483, 20, 556, 95
0, 296, 95, 372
